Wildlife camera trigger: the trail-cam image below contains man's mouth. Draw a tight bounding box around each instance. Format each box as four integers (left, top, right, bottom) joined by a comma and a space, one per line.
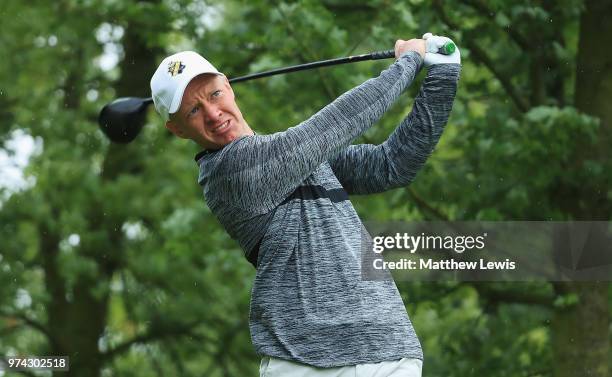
211, 120, 230, 133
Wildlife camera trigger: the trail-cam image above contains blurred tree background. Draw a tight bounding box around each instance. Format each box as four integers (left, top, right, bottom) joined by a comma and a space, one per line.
0, 0, 610, 376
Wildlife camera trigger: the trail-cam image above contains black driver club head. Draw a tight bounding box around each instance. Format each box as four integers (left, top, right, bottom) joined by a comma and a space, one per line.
98, 97, 153, 143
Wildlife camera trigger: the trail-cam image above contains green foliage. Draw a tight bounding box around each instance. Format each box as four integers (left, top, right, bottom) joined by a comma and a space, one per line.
1, 0, 610, 376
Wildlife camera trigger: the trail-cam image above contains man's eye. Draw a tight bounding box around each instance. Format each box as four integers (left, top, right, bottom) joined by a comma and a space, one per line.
212, 90, 221, 98
188, 106, 199, 117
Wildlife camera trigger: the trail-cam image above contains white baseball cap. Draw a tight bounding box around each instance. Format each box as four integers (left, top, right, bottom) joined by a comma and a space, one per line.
150, 51, 223, 121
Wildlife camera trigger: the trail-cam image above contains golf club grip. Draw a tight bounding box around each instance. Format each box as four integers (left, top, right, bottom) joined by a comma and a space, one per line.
229, 49, 397, 84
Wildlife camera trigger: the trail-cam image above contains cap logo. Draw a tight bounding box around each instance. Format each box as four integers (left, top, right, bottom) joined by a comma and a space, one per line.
167, 61, 186, 77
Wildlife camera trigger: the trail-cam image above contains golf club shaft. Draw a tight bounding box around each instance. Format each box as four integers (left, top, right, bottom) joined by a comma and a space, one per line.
229, 49, 395, 83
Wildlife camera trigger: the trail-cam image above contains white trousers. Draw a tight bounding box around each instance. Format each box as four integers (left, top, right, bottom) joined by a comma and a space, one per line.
259, 356, 423, 377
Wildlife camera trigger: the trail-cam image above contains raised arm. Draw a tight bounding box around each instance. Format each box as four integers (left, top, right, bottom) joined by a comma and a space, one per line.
203, 49, 425, 214
329, 36, 461, 194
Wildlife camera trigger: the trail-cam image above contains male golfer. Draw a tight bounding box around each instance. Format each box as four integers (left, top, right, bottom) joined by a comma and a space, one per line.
150, 34, 460, 376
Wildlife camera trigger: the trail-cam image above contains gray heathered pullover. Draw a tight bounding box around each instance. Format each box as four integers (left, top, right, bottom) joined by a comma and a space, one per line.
196, 51, 460, 368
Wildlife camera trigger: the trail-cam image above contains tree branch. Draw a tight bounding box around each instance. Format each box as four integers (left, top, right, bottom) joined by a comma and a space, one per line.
405, 187, 450, 221
340, 2, 392, 56
275, 5, 339, 101
101, 320, 212, 362
0, 309, 52, 342
432, 0, 530, 112
166, 342, 189, 376
202, 319, 245, 377
0, 324, 24, 337
321, 1, 377, 13
457, 0, 530, 50
472, 283, 554, 309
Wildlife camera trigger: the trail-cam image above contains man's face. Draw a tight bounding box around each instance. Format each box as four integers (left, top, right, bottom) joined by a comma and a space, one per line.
166, 74, 252, 150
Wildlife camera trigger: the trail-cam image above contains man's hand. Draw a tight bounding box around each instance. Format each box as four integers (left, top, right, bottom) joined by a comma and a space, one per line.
394, 39, 426, 60
422, 33, 461, 66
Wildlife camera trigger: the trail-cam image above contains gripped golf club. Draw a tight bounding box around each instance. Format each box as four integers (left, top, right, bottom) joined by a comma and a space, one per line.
98, 43, 455, 143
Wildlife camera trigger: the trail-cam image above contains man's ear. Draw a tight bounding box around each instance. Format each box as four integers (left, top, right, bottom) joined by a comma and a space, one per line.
165, 119, 187, 139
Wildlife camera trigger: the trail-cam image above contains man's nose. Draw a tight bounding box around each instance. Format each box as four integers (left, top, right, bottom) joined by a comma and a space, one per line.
203, 104, 222, 123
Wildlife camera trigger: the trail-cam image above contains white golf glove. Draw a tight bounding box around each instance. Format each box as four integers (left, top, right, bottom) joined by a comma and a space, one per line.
422, 33, 461, 66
